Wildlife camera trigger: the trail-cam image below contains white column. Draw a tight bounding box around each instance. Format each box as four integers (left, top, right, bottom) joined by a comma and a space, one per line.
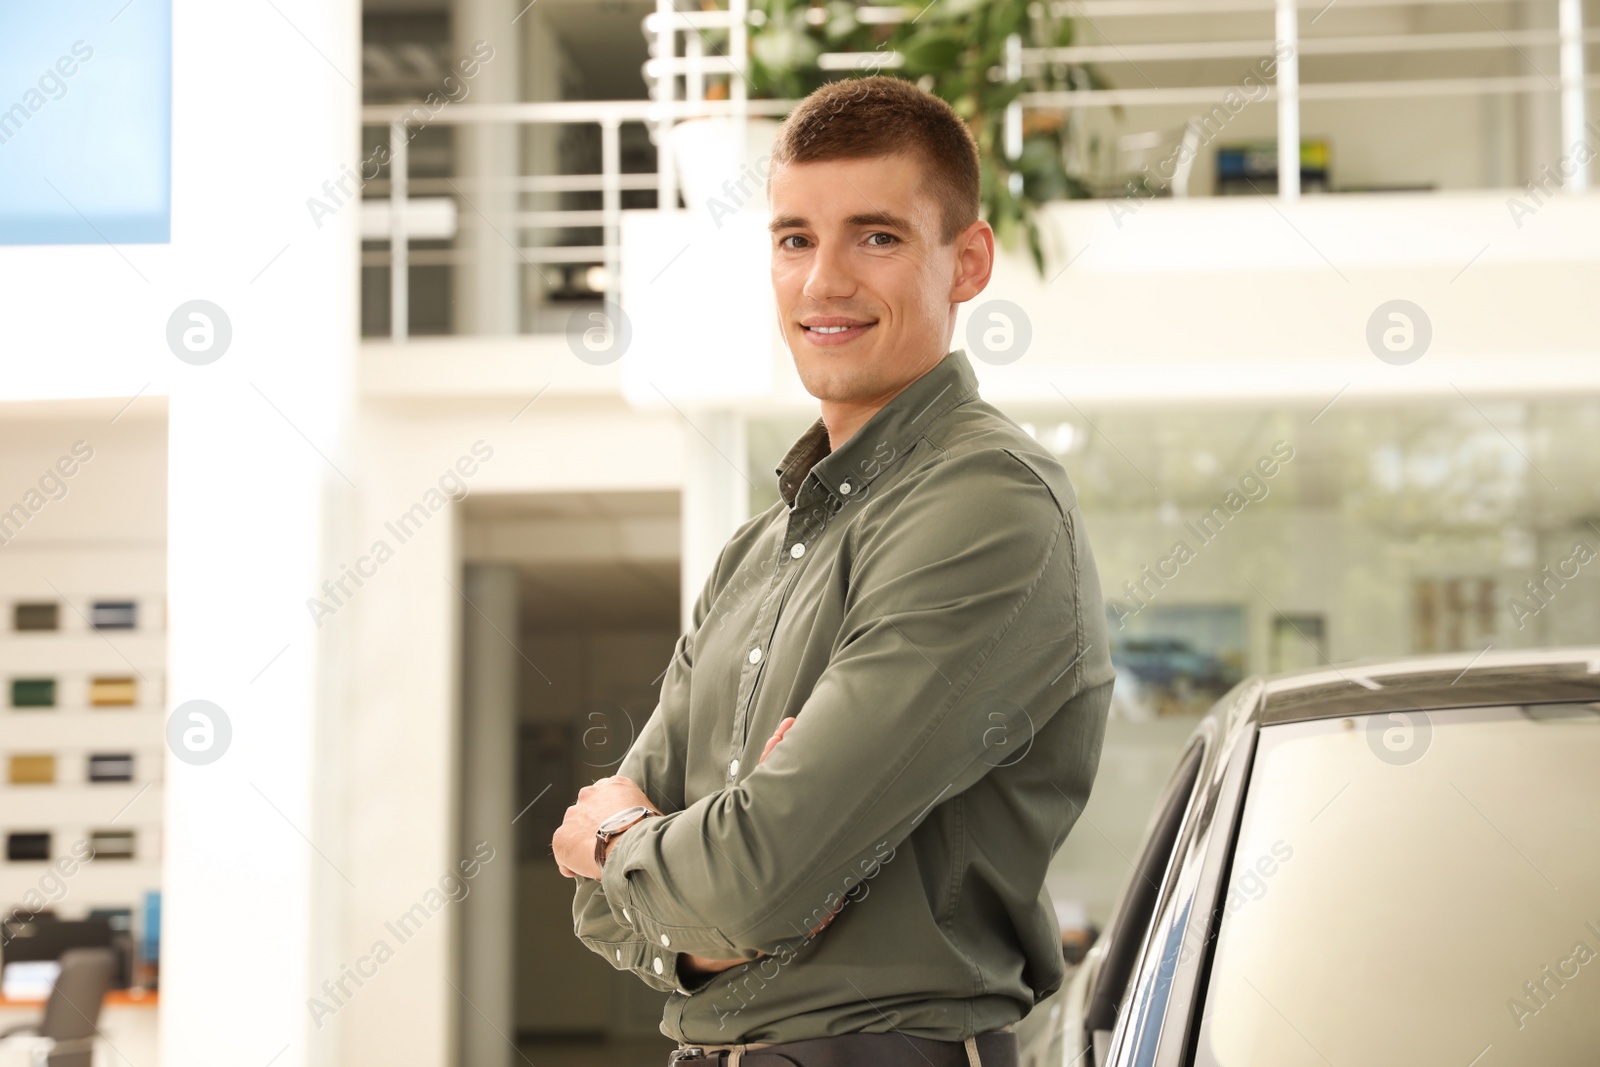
521, 4, 564, 327
1515, 0, 1561, 187
163, 1, 359, 1065
1558, 0, 1588, 192
653, 0, 679, 212
459, 565, 519, 1067
389, 122, 409, 341
1274, 0, 1300, 200
680, 411, 749, 631
454, 0, 524, 335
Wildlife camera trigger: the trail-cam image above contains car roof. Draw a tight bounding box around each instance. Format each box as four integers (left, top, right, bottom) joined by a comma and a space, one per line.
1252, 646, 1600, 725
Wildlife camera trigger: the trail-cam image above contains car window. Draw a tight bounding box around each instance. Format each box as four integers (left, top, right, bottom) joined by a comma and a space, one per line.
1086, 738, 1205, 1042
1193, 703, 1600, 1067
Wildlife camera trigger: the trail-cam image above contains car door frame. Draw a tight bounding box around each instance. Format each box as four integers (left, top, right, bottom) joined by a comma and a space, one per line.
1098, 678, 1266, 1067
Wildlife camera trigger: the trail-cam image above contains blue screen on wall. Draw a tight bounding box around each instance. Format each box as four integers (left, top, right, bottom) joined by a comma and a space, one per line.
0, 1, 172, 245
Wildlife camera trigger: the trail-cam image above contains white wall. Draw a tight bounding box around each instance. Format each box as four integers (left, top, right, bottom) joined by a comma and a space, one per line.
0, 1, 362, 1063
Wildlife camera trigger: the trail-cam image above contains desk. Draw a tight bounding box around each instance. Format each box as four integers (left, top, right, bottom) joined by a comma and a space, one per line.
0, 990, 158, 1066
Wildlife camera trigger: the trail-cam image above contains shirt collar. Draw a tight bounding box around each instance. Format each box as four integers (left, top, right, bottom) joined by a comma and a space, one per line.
774, 348, 981, 509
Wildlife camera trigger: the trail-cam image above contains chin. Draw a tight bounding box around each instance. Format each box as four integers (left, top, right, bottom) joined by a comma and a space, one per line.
792, 361, 846, 398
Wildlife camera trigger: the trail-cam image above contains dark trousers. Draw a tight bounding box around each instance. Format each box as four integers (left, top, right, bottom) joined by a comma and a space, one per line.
668, 1028, 1019, 1067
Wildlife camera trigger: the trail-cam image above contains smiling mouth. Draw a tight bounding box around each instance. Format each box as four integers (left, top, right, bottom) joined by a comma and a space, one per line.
802, 322, 876, 334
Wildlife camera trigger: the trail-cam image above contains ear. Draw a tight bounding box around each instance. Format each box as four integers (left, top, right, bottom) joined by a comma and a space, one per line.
950, 220, 994, 303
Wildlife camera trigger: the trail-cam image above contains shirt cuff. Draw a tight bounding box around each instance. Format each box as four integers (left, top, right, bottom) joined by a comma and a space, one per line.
587, 928, 709, 995
599, 817, 750, 977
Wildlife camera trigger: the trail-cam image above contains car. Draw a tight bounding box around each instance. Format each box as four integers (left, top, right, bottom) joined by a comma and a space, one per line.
1018, 646, 1600, 1067
1112, 637, 1233, 692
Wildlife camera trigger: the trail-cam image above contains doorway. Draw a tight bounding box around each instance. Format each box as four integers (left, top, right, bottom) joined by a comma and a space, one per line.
458, 489, 681, 1067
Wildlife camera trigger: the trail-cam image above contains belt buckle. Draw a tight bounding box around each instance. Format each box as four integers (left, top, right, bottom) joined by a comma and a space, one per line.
669, 1048, 709, 1064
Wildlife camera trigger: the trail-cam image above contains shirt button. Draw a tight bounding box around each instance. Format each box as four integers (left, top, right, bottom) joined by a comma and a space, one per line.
839, 481, 852, 494
660, 933, 671, 947
653, 957, 664, 975
622, 907, 631, 923
749, 647, 762, 664
615, 949, 622, 962
728, 758, 740, 778
790, 542, 805, 559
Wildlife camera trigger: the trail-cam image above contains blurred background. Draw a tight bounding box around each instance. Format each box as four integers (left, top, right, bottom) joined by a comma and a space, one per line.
0, 0, 1597, 1064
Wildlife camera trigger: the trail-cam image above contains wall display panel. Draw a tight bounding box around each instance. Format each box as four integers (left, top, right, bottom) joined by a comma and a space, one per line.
0, 0, 172, 244
12, 603, 58, 631
8, 754, 55, 784
89, 676, 137, 707
0, 407, 166, 1009
6, 832, 51, 862
90, 601, 137, 630
9, 678, 55, 708
89, 830, 135, 860
88, 753, 134, 782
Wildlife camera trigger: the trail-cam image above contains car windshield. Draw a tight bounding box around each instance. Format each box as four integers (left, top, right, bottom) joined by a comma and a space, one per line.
1195, 703, 1600, 1067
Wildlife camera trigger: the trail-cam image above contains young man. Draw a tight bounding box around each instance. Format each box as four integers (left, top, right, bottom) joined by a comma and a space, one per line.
552, 75, 1115, 1067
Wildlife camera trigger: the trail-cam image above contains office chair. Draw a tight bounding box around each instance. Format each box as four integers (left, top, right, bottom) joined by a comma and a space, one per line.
0, 948, 117, 1067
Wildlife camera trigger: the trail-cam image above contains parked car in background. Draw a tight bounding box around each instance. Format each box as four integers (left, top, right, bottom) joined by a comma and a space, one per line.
1111, 638, 1232, 693
1019, 647, 1600, 1067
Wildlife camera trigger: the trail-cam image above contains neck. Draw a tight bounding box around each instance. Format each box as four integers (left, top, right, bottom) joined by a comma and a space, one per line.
820, 352, 947, 449
821, 398, 892, 451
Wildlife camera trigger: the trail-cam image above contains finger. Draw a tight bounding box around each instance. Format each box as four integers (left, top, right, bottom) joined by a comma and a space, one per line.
759, 717, 798, 764
808, 899, 844, 935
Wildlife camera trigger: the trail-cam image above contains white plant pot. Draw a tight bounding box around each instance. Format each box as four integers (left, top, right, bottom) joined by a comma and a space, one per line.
667, 116, 783, 219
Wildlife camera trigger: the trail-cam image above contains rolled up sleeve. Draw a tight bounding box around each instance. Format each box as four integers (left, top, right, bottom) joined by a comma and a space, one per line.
598, 448, 1097, 958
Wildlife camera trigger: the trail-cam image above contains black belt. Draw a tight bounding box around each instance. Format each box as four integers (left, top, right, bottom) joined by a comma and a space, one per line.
668, 1029, 1018, 1067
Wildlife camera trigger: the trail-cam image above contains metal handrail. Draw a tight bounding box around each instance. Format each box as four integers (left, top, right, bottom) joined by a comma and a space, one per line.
1056, 0, 1565, 14
363, 0, 1589, 340
1038, 28, 1600, 64
1022, 74, 1600, 107
360, 97, 796, 340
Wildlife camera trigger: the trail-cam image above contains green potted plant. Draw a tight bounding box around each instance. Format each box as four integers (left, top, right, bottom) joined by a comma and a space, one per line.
689, 0, 1105, 276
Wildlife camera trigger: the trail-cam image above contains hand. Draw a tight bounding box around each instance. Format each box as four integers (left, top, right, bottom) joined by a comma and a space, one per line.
679, 952, 747, 981
552, 774, 658, 881
759, 716, 797, 763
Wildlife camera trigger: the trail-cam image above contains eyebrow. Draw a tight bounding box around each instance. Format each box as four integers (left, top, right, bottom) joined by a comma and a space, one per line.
768, 210, 915, 235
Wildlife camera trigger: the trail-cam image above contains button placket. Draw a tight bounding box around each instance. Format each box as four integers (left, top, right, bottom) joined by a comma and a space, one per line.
729, 524, 806, 760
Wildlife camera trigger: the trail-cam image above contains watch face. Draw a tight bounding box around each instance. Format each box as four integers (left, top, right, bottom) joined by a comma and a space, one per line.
598, 805, 647, 834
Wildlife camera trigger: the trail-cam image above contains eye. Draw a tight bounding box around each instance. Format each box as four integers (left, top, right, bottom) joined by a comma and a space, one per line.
778, 234, 809, 250
866, 232, 899, 247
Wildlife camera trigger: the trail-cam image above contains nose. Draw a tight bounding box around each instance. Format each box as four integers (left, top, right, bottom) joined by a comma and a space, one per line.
801, 239, 856, 303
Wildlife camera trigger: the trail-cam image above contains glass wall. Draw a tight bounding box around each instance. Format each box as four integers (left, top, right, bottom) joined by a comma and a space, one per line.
748, 394, 1600, 924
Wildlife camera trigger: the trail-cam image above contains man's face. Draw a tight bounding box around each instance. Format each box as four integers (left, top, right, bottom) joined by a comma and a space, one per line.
768, 151, 991, 416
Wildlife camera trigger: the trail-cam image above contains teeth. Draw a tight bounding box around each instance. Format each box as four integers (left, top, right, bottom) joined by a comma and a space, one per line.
809, 325, 859, 333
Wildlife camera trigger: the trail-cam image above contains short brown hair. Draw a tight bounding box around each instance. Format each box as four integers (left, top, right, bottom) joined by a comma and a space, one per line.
766, 75, 981, 246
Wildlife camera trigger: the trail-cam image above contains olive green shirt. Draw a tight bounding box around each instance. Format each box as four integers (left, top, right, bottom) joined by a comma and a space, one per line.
572, 347, 1115, 1045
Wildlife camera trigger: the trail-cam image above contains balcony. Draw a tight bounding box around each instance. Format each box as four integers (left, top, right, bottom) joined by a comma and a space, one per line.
356, 0, 1599, 408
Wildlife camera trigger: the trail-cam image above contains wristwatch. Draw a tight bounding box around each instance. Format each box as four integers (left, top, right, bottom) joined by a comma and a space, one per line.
594, 805, 657, 870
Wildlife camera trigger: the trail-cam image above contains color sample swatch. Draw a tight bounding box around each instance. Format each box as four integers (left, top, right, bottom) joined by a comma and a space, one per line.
10, 679, 55, 708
